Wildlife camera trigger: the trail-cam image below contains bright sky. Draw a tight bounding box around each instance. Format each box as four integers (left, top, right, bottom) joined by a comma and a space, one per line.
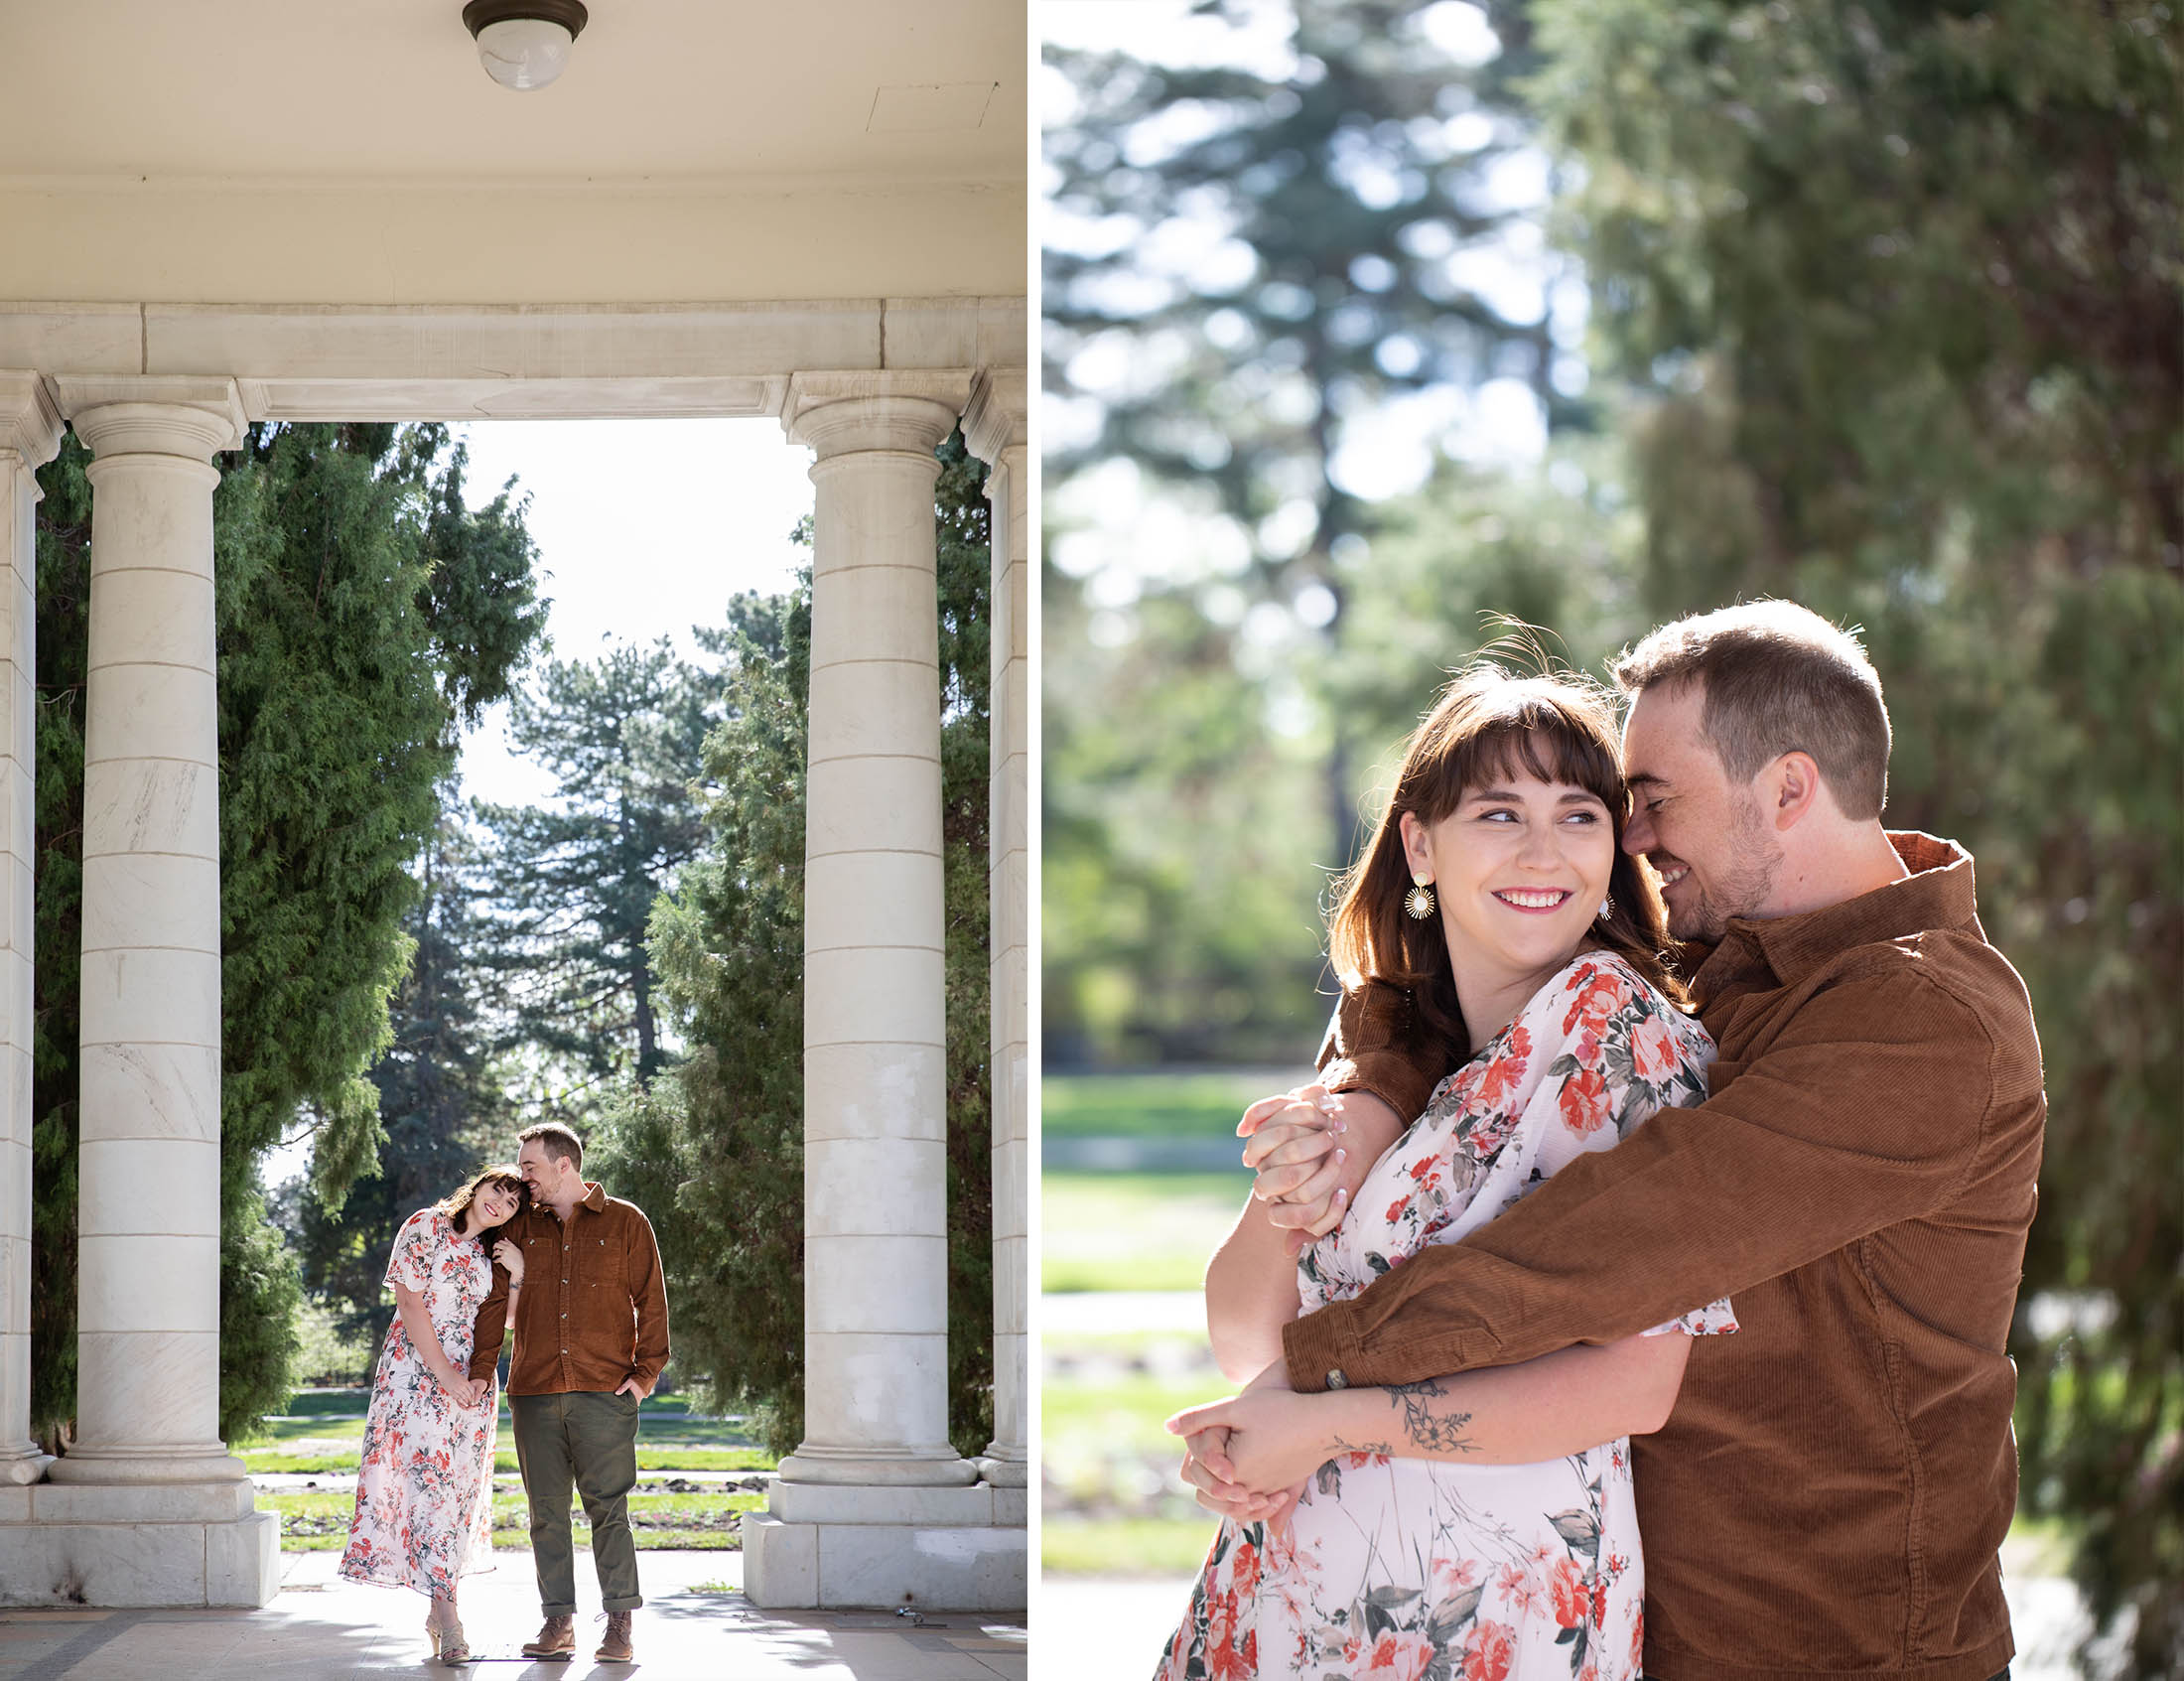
450, 418, 816, 807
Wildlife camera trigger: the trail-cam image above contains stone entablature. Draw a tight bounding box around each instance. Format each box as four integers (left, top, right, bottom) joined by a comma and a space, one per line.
0, 300, 1025, 423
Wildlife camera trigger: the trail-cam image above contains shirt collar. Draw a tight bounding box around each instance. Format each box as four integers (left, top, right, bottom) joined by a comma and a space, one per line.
1698, 832, 1980, 992
531, 1180, 610, 1223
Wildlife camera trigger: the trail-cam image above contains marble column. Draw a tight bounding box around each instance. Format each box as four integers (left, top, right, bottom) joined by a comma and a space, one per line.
0, 376, 62, 1489
780, 384, 977, 1492
0, 377, 276, 1610
963, 369, 1028, 1490
47, 384, 243, 1492
745, 374, 1020, 1611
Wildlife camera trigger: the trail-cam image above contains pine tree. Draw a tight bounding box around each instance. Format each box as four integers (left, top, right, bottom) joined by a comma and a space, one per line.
472, 641, 717, 1103
287, 796, 513, 1353
31, 421, 544, 1442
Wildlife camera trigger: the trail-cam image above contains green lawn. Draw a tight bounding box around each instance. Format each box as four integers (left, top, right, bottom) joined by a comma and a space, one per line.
236, 1396, 758, 1452
1042, 1171, 1243, 1294
1043, 1517, 1213, 1578
1041, 1090, 1246, 1572
266, 1486, 764, 1553
1042, 1072, 1276, 1141
243, 1391, 772, 1553
1041, 1324, 1236, 1581
243, 1444, 771, 1475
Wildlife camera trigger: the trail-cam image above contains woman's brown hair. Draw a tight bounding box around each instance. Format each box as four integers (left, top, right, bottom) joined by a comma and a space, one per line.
1328, 663, 1687, 1056
437, 1166, 527, 1243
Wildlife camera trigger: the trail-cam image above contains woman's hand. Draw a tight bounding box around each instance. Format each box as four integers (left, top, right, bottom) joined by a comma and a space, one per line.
492, 1238, 524, 1288
1238, 1085, 1345, 1200
435, 1368, 488, 1409
1168, 1384, 1339, 1500
1244, 1087, 1407, 1255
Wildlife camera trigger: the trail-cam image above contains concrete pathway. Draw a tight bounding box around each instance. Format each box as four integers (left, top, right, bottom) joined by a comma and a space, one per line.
0, 1550, 1025, 1681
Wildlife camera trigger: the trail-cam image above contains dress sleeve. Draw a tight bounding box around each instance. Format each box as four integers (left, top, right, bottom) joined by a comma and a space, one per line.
385, 1210, 435, 1296
1531, 962, 1736, 1338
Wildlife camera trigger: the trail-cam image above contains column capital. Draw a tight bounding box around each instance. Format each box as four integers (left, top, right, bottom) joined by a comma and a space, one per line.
0, 373, 65, 469
781, 371, 968, 459
961, 367, 1026, 467
49, 376, 245, 460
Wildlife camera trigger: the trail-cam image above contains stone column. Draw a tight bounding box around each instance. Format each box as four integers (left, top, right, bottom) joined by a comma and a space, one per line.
2, 377, 277, 1609
781, 382, 975, 1491
746, 373, 1019, 1611
963, 369, 1028, 1493
0, 376, 62, 1490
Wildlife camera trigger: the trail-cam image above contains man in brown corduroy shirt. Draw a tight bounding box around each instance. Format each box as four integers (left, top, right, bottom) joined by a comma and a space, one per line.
1207, 605, 2044, 1681
469, 1121, 669, 1664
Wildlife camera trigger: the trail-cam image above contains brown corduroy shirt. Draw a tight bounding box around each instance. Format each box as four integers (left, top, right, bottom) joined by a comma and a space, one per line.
468, 1181, 671, 1397
1284, 834, 2044, 1681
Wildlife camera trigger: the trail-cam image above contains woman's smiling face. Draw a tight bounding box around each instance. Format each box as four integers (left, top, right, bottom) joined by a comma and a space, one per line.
472, 1181, 520, 1228
1401, 768, 1616, 995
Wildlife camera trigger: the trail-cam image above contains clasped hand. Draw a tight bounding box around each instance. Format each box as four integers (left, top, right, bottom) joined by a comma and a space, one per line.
1238, 1082, 1351, 1255
1166, 1365, 1336, 1535
436, 1367, 490, 1409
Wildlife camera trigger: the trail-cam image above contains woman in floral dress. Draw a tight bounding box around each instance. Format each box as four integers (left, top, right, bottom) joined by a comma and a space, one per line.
1156, 668, 1736, 1681
340, 1167, 525, 1664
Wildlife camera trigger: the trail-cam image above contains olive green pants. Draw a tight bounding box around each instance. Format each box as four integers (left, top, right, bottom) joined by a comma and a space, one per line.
510, 1390, 643, 1614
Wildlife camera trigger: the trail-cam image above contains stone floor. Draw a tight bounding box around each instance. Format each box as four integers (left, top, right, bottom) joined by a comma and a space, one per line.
0, 1550, 1026, 1680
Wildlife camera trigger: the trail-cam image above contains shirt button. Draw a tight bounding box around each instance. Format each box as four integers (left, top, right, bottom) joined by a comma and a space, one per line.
1326, 1369, 1349, 1390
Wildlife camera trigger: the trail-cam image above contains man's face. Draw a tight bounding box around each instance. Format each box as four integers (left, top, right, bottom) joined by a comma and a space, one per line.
1620, 682, 1783, 943
516, 1140, 558, 1197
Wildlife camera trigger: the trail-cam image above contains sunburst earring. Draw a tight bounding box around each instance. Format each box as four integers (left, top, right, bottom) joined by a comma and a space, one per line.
1406, 874, 1436, 920
1598, 894, 1615, 920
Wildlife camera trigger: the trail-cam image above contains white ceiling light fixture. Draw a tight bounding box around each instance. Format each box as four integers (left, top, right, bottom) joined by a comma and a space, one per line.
462, 0, 590, 91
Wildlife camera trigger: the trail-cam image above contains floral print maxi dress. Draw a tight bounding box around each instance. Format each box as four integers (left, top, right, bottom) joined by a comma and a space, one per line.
339, 1208, 499, 1596
1158, 953, 1737, 1681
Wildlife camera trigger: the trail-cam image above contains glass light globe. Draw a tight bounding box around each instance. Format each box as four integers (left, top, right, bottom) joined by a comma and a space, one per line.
475, 17, 576, 90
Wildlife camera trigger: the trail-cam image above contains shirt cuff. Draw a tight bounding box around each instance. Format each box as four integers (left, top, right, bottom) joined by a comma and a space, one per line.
1281, 1306, 1360, 1395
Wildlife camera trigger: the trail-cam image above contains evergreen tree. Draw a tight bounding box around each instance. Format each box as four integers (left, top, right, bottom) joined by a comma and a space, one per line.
473, 641, 717, 1102
288, 796, 512, 1353
31, 422, 544, 1442
594, 435, 994, 1459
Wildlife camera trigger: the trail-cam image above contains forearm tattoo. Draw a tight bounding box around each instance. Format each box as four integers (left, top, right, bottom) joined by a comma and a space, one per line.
1388, 1377, 1478, 1455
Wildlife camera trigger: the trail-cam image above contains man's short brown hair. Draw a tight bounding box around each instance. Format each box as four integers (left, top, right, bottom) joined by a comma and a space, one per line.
517, 1122, 584, 1172
1612, 601, 1892, 819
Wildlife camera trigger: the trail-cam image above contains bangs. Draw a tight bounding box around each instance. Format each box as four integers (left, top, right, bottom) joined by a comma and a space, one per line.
1410, 681, 1624, 820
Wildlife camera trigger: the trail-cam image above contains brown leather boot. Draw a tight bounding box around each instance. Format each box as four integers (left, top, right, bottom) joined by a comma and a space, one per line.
594, 1610, 634, 1662
520, 1614, 576, 1660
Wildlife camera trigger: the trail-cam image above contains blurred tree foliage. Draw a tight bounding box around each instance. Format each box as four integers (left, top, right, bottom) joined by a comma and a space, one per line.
1047, 0, 2179, 1666
1047, 0, 1570, 861
472, 642, 717, 1101
593, 436, 995, 1461
32, 423, 542, 1443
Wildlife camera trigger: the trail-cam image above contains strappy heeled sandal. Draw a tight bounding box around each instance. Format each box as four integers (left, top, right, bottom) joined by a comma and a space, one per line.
427, 1613, 473, 1665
